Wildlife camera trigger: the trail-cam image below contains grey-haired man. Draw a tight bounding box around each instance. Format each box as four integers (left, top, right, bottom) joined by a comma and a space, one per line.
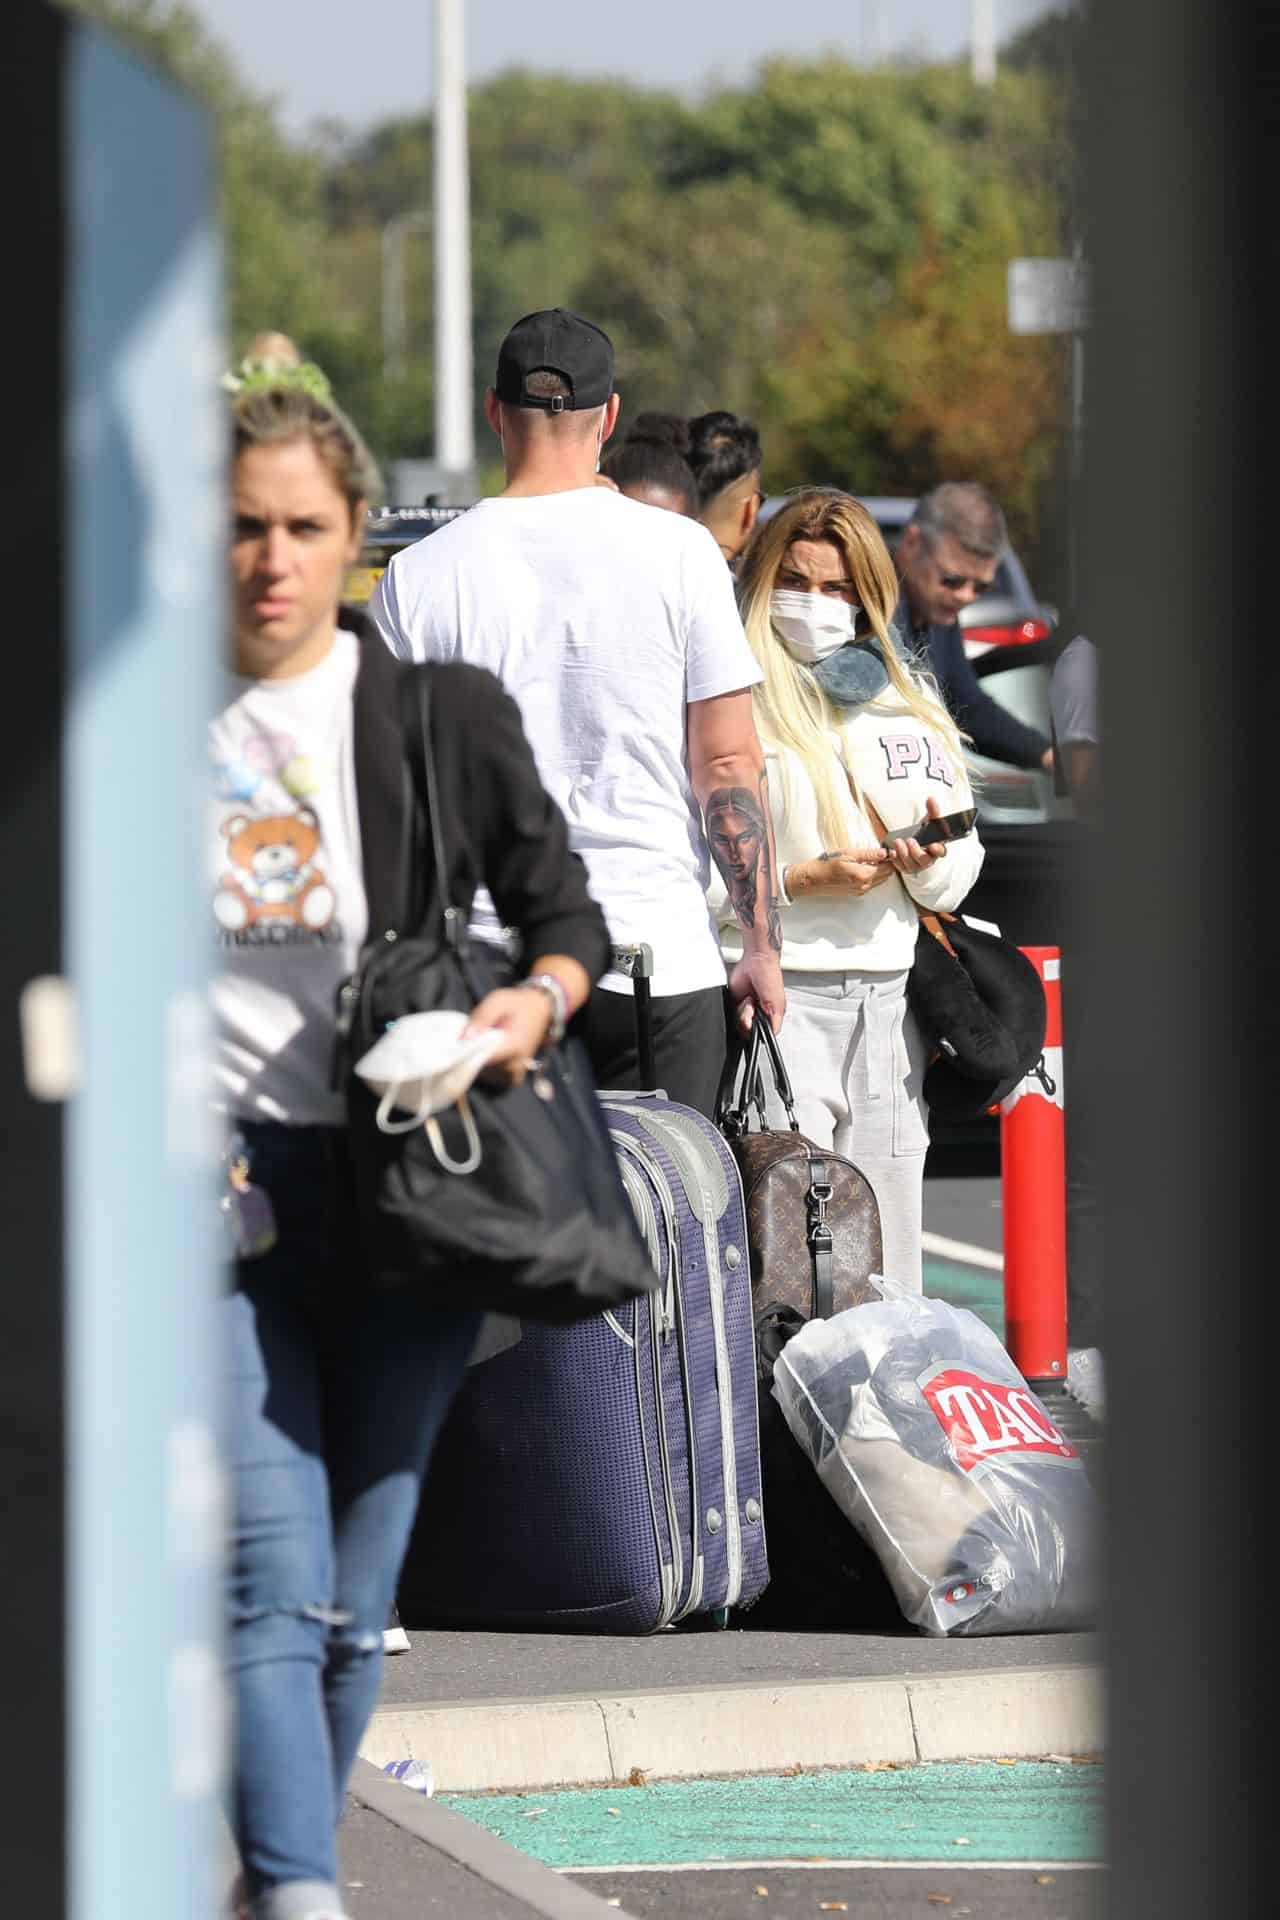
894, 480, 1054, 774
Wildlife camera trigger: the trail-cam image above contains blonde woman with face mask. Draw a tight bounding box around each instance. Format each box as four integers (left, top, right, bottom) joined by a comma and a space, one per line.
716, 489, 986, 1291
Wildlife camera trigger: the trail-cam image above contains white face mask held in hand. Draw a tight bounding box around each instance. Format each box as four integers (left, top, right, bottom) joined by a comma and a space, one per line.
353, 1009, 502, 1173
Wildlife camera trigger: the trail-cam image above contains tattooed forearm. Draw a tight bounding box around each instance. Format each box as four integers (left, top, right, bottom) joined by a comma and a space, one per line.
760, 769, 783, 954
707, 784, 764, 928
707, 773, 783, 953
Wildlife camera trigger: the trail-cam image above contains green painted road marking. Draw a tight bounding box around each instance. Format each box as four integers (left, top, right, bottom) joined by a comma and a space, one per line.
439, 1760, 1103, 1870
925, 1256, 1005, 1340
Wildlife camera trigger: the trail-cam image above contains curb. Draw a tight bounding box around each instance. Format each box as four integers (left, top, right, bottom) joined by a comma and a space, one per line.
360, 1663, 1104, 1794
348, 1759, 638, 1919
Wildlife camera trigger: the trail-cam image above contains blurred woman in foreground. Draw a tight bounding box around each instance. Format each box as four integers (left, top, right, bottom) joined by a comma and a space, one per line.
216, 349, 608, 1918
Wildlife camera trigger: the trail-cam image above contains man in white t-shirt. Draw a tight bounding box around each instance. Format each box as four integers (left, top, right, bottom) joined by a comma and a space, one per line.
370, 307, 784, 1115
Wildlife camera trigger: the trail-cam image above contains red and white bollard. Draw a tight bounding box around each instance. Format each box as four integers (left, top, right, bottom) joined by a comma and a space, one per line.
1000, 946, 1067, 1383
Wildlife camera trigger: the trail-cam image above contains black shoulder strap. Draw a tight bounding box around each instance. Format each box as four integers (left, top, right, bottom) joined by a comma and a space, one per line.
352, 630, 406, 937
395, 664, 477, 949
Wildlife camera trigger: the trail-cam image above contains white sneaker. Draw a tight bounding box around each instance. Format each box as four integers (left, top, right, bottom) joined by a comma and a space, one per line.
1066, 1346, 1105, 1423
383, 1605, 410, 1655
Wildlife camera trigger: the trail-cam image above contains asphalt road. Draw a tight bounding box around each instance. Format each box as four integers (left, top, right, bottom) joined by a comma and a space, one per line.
339, 1800, 534, 1919
923, 1168, 1003, 1259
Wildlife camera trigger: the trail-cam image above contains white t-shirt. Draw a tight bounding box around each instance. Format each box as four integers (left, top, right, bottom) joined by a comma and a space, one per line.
369, 487, 762, 995
209, 630, 366, 1125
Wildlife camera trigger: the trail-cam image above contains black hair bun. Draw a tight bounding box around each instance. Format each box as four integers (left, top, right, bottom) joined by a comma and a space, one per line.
688, 409, 760, 456
685, 410, 762, 505
626, 410, 692, 456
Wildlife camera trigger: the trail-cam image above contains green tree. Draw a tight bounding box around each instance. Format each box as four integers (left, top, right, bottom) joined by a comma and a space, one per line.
59, 1, 343, 371
54, 11, 1078, 555
577, 177, 848, 428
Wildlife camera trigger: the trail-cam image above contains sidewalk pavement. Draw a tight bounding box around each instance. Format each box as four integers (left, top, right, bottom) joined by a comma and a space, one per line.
339, 1622, 1103, 1919
341, 1761, 637, 1919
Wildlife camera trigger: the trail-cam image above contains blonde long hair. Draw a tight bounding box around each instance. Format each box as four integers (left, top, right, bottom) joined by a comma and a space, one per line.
737, 488, 969, 848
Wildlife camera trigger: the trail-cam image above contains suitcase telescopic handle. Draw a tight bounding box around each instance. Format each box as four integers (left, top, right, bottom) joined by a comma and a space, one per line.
610, 943, 657, 1093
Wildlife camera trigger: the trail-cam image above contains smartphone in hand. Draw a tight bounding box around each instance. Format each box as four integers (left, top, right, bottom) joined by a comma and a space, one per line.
881, 806, 977, 850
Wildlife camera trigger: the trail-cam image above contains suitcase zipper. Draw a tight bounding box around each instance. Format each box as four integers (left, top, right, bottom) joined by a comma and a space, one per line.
647, 1297, 682, 1626
631, 1324, 676, 1625
612, 1134, 675, 1339
612, 1132, 684, 1622
630, 1111, 744, 1609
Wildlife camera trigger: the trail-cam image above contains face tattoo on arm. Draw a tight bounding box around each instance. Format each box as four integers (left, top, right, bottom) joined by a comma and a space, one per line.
707, 774, 782, 951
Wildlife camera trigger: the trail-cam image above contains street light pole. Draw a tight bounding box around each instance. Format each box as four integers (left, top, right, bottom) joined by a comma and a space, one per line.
971, 0, 997, 85
433, 0, 475, 498
861, 0, 881, 66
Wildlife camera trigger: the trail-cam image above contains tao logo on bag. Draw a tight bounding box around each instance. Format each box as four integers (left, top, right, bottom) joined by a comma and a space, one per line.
920, 1367, 1078, 1473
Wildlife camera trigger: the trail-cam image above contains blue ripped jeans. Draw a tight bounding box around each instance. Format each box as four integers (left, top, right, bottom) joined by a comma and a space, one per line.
224, 1122, 479, 1911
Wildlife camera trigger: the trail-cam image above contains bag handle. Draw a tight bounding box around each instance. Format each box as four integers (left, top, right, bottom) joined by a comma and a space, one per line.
717, 1016, 801, 1136
716, 1023, 769, 1136
396, 665, 472, 955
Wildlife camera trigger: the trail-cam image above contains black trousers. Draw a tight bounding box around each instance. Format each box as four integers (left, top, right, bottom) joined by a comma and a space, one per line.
584, 984, 734, 1120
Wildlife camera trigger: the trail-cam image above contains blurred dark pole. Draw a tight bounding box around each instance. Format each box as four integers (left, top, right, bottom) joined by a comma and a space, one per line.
1085, 3, 1274, 1915
3, 4, 67, 1906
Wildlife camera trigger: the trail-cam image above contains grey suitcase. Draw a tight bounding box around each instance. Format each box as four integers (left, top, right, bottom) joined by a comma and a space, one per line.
399, 945, 769, 1632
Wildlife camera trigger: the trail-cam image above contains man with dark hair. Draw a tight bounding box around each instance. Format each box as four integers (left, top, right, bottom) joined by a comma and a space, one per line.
894, 481, 1054, 773
370, 308, 784, 1116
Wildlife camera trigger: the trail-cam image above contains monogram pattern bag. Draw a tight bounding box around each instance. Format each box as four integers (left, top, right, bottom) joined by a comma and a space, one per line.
716, 1017, 883, 1323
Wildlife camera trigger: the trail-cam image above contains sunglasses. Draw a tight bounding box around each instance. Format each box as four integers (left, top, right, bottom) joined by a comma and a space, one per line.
938, 570, 994, 592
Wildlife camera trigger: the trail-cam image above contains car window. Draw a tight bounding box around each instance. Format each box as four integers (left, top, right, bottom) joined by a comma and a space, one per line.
344, 507, 468, 605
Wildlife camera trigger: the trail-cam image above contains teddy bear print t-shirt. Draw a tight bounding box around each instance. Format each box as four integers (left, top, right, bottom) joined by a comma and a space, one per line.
210, 629, 367, 1125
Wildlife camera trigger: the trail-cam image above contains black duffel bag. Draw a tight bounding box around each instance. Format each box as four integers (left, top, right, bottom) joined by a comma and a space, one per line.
336, 664, 657, 1325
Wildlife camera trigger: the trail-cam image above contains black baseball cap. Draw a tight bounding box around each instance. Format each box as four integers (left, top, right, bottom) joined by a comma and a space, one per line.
494, 308, 615, 412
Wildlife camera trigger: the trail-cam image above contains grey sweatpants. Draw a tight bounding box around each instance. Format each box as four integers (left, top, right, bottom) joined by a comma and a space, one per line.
763, 967, 930, 1294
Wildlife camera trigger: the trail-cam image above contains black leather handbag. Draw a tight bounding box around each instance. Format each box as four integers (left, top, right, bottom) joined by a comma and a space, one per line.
907, 909, 1050, 1122
861, 791, 1050, 1123
337, 666, 657, 1324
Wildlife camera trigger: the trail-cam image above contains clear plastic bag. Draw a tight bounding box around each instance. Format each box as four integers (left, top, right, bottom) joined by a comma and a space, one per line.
771, 1286, 1099, 1635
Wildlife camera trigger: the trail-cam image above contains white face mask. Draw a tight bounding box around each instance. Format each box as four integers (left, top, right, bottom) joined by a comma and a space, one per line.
353, 1009, 501, 1173
770, 589, 860, 664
